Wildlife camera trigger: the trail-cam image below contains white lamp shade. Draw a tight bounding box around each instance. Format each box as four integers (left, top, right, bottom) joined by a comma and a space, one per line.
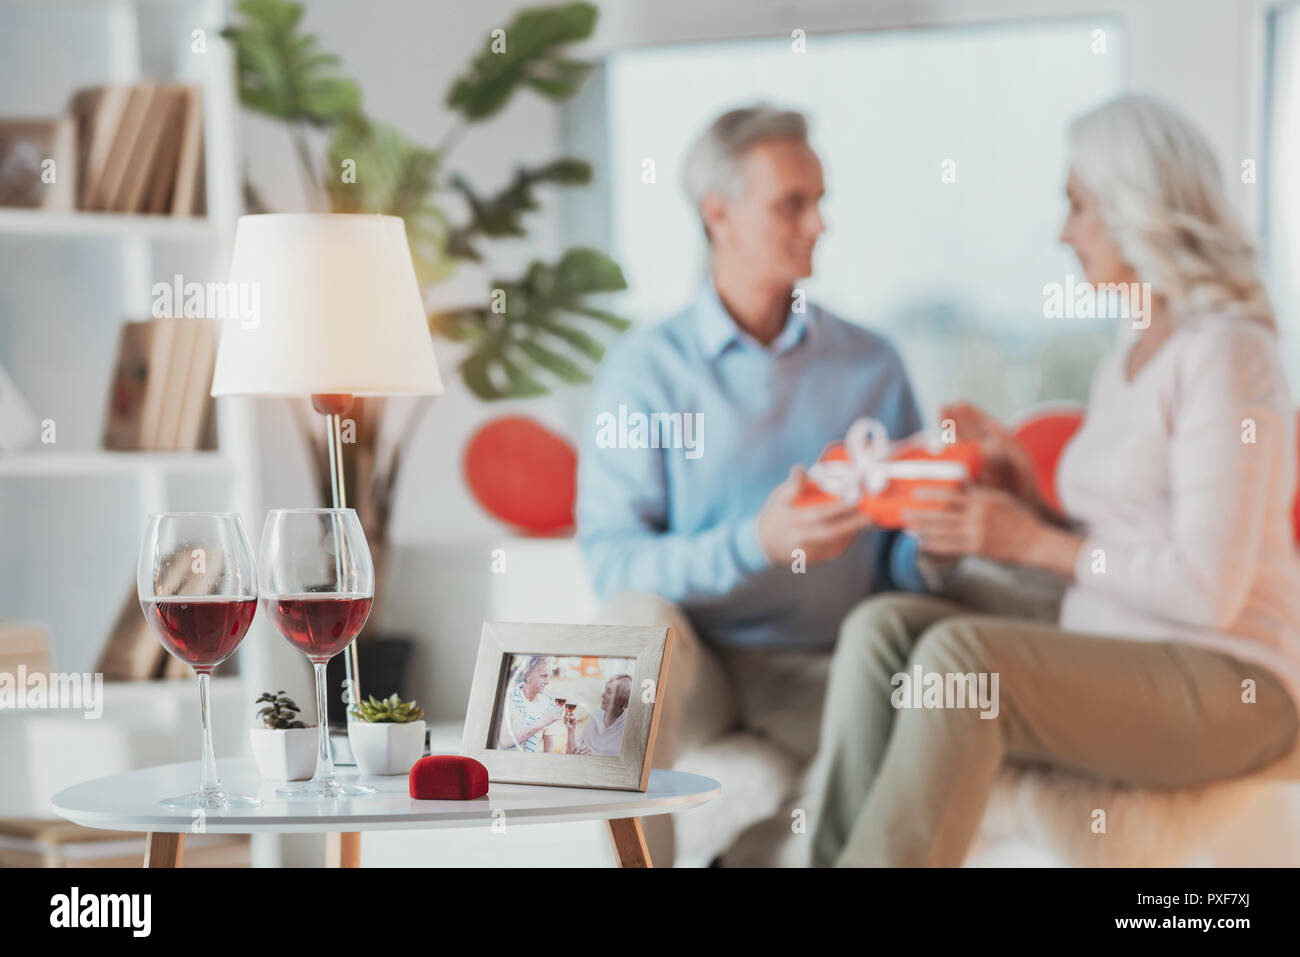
210, 214, 444, 397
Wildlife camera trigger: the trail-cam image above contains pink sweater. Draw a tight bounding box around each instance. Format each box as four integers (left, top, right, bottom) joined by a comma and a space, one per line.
1056, 312, 1300, 722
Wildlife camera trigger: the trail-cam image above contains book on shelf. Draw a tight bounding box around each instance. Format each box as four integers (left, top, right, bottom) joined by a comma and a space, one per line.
143, 88, 189, 214
67, 81, 204, 217
169, 86, 205, 217
84, 83, 155, 211
117, 85, 179, 214
96, 584, 164, 681
171, 318, 219, 451
0, 621, 51, 679
101, 540, 230, 682
73, 85, 130, 209
154, 317, 196, 451
102, 317, 218, 452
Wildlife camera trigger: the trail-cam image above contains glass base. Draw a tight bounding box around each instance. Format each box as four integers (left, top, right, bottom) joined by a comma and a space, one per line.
160, 790, 262, 811
275, 779, 377, 799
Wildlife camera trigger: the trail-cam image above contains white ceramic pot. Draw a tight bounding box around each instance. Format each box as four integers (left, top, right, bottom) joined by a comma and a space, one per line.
249, 727, 318, 781
348, 719, 427, 775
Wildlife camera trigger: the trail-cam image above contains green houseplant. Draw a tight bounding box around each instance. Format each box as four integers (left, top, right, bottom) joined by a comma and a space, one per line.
250, 690, 317, 780
349, 693, 426, 724
347, 694, 428, 775
255, 690, 307, 729
221, 2, 629, 691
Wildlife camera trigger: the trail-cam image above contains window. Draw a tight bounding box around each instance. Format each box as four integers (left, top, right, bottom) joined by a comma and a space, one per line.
573, 19, 1125, 420
1265, 4, 1300, 391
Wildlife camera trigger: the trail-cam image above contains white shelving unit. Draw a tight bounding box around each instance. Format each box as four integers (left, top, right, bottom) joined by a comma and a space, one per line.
0, 0, 276, 862
0, 207, 218, 241
0, 450, 233, 476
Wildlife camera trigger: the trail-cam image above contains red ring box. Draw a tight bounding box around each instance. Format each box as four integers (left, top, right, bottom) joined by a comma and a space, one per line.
409, 755, 489, 800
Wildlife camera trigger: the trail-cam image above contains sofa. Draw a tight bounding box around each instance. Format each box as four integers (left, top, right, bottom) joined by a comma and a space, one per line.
487, 404, 1300, 867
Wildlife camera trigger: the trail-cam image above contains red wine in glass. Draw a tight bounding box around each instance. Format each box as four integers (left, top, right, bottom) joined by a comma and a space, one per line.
565, 702, 577, 713
142, 597, 257, 672
260, 508, 376, 799
554, 697, 567, 707
262, 595, 372, 663
137, 512, 260, 811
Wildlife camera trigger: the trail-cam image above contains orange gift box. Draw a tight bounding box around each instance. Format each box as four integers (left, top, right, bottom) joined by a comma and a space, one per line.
794, 418, 983, 528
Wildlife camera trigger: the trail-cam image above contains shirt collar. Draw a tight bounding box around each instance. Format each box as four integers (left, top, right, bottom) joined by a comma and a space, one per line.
694, 280, 810, 359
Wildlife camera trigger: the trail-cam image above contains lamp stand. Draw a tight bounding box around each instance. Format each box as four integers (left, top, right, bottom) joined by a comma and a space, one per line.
312, 393, 361, 722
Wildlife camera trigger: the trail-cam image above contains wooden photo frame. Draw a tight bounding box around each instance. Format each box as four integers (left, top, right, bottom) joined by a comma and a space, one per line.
462, 622, 673, 791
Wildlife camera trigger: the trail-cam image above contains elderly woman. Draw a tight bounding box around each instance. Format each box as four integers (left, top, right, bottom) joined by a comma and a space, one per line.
497, 655, 565, 753
810, 94, 1300, 867
566, 674, 633, 756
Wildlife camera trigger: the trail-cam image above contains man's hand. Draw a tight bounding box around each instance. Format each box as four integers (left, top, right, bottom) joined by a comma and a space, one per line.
757, 466, 874, 566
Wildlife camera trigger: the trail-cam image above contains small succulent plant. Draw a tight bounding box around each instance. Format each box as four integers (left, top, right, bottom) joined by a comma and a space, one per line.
349, 693, 424, 724
256, 690, 309, 730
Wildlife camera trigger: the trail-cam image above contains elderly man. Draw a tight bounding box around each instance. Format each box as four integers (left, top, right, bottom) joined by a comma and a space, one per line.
576, 105, 925, 865
497, 655, 564, 753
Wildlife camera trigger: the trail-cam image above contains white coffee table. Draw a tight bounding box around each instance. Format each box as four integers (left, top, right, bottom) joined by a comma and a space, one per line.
50, 757, 719, 868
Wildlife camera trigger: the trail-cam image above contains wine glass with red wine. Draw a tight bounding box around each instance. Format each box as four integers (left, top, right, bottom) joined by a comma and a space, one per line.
259, 508, 375, 798
137, 512, 261, 810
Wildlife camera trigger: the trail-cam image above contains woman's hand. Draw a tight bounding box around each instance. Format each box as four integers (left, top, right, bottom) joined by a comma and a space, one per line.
939, 402, 1041, 504
903, 485, 1083, 578
903, 485, 1036, 561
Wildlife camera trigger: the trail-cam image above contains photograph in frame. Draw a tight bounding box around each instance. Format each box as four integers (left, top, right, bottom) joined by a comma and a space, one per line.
462, 622, 673, 791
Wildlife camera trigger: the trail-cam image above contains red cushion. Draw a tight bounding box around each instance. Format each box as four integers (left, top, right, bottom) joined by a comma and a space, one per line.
1011, 407, 1085, 513
1293, 411, 1300, 546
409, 755, 489, 800
463, 416, 577, 535
1014, 406, 1300, 545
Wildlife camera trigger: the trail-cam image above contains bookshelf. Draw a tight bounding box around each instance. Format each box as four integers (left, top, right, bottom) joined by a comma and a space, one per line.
0, 208, 217, 241
0, 0, 277, 861
0, 450, 233, 476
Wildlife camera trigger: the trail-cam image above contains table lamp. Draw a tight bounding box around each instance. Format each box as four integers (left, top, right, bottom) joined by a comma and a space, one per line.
211, 213, 444, 708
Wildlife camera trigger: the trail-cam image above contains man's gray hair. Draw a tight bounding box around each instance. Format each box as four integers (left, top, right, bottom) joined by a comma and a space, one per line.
682, 105, 809, 228
520, 655, 552, 681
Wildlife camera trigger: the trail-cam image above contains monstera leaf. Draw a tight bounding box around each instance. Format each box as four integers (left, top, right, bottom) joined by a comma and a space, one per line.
222, 0, 360, 125
431, 248, 630, 399
223, 0, 632, 405
324, 115, 452, 285
446, 2, 597, 120
446, 158, 591, 261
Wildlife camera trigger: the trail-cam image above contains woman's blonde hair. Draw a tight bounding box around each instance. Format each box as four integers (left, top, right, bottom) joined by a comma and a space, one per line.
607, 674, 632, 717
1067, 94, 1275, 330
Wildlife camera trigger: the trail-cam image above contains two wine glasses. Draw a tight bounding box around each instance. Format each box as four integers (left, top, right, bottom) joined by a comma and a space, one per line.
137, 508, 375, 810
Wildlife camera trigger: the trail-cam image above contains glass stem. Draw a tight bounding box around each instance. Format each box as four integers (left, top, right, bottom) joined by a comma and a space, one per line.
312, 661, 336, 786
197, 671, 221, 796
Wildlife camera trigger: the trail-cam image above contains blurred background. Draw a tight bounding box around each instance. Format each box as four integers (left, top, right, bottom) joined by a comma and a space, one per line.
1, 0, 1297, 866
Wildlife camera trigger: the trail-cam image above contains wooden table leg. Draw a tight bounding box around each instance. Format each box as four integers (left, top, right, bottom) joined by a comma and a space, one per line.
144, 832, 184, 868
327, 832, 361, 867
607, 817, 652, 868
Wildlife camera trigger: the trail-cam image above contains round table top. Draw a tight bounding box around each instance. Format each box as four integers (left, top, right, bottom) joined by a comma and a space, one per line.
50, 757, 720, 835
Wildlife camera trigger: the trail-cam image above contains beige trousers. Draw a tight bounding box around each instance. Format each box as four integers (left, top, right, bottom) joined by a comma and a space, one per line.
593, 592, 830, 866
810, 593, 1300, 867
